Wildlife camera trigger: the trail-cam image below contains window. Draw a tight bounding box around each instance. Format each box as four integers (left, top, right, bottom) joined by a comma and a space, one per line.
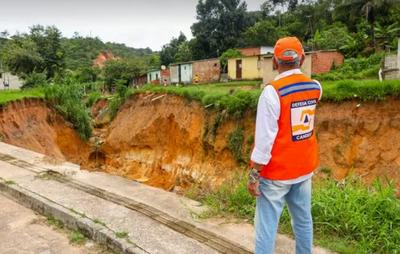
156, 73, 159, 80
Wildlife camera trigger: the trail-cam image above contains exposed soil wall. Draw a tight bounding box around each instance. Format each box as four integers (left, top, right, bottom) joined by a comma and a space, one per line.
0, 99, 90, 164
1, 96, 399, 193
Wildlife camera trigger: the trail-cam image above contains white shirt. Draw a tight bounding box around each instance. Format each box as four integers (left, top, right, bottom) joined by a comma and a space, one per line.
250, 69, 323, 184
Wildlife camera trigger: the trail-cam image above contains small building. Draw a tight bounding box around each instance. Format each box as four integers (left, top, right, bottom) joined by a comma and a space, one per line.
0, 72, 23, 89
228, 46, 274, 80
228, 47, 344, 83
170, 62, 192, 84
170, 58, 221, 84
132, 74, 147, 86
147, 69, 161, 84
93, 51, 119, 68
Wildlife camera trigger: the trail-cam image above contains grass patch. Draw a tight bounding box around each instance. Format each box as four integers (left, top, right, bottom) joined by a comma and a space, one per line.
115, 231, 129, 239
93, 218, 107, 227
69, 230, 87, 245
0, 88, 44, 105
4, 180, 16, 185
47, 216, 64, 229
134, 81, 260, 116
191, 173, 400, 253
322, 79, 400, 101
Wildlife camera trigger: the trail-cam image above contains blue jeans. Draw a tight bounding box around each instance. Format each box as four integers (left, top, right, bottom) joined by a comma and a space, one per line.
255, 178, 313, 254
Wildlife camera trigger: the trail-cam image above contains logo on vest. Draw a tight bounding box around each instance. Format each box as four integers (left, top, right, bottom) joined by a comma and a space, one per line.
291, 99, 317, 141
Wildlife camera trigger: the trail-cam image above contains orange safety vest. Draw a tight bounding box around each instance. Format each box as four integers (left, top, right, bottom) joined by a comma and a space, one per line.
260, 73, 321, 180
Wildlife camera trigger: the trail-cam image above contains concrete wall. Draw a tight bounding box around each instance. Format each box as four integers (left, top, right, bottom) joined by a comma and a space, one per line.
228, 56, 263, 80
170, 65, 179, 83
262, 54, 312, 84
384, 54, 400, 80
192, 59, 220, 83
0, 72, 23, 89
311, 51, 344, 74
180, 63, 192, 84
170, 64, 192, 84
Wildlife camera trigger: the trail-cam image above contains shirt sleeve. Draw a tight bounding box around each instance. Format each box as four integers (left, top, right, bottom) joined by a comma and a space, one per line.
250, 85, 281, 165
314, 79, 323, 101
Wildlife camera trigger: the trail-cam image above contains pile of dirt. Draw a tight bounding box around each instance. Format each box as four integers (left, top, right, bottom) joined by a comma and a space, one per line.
1, 96, 399, 192
94, 94, 241, 191
0, 99, 90, 164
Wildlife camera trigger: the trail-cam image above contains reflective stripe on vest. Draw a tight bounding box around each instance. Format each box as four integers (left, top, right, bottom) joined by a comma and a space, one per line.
261, 74, 321, 180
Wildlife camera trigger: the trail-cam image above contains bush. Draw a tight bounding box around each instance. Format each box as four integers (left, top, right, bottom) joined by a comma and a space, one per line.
322, 79, 400, 101
108, 83, 132, 119
314, 53, 384, 81
21, 71, 47, 88
228, 127, 245, 163
86, 91, 102, 107
44, 84, 92, 140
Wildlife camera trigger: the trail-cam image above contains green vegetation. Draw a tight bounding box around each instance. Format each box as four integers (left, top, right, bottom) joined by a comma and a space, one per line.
133, 79, 400, 113
314, 53, 384, 81
191, 174, 400, 253
44, 84, 92, 140
0, 88, 44, 105
135, 81, 260, 116
159, 0, 399, 63
93, 218, 107, 227
115, 231, 129, 239
69, 230, 87, 245
47, 216, 65, 229
109, 83, 133, 119
322, 80, 400, 101
4, 180, 16, 185
228, 128, 245, 163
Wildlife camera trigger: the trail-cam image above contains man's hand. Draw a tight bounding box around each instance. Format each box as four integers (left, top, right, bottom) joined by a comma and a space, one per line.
247, 180, 260, 197
247, 167, 262, 197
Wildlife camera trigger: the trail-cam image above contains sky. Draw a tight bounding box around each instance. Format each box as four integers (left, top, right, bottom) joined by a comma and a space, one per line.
0, 0, 262, 51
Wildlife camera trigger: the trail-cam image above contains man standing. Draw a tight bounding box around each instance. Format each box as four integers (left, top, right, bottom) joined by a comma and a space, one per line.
248, 37, 322, 254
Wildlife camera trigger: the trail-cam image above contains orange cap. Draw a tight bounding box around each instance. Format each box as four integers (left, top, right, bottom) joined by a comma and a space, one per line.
274, 37, 304, 62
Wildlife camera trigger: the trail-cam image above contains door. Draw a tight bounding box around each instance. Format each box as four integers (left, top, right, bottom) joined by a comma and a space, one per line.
236, 60, 242, 79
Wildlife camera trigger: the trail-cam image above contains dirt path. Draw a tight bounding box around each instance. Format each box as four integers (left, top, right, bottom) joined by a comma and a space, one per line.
0, 193, 111, 254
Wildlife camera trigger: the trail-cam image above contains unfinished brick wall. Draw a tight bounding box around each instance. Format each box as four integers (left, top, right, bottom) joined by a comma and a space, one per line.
192, 59, 220, 83
311, 51, 344, 74
239, 47, 261, 57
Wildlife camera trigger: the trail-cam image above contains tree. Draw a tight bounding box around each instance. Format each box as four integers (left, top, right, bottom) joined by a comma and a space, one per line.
1, 36, 44, 75
191, 0, 253, 59
219, 49, 241, 73
175, 41, 193, 62
309, 23, 350, 50
103, 59, 145, 91
160, 32, 187, 65
29, 25, 65, 78
242, 20, 287, 47
374, 22, 400, 50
